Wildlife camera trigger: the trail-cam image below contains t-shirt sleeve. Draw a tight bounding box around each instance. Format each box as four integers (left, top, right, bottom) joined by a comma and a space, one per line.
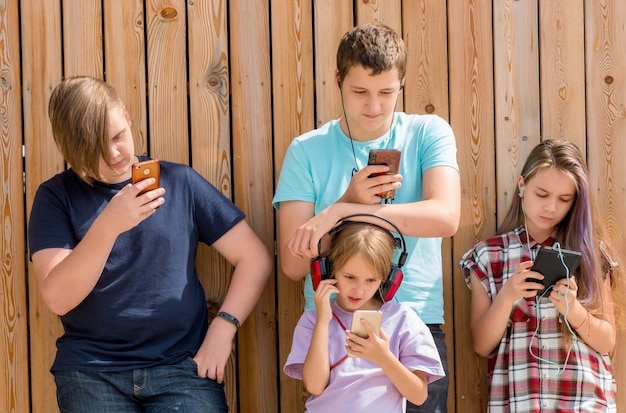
283, 310, 316, 380
186, 167, 245, 245
272, 140, 315, 209
459, 242, 493, 297
28, 179, 77, 257
419, 115, 459, 172
397, 309, 446, 384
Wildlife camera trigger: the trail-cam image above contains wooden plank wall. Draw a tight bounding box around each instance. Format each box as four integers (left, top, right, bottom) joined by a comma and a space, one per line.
1, 1, 624, 412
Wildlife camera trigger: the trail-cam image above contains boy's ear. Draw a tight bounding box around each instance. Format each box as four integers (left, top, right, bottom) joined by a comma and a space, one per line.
123, 109, 132, 126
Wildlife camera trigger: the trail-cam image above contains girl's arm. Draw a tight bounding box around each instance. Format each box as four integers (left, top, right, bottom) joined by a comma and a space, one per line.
377, 355, 429, 406
469, 261, 539, 357
301, 279, 338, 395
302, 321, 331, 394
558, 276, 616, 354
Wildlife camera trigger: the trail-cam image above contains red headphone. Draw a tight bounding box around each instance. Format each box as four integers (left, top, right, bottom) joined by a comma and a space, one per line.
310, 214, 407, 302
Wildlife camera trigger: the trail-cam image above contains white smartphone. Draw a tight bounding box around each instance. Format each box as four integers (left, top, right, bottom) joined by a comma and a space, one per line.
350, 310, 383, 339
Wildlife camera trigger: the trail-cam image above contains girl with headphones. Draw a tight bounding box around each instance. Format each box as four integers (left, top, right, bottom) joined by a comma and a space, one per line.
459, 139, 623, 412
284, 218, 444, 412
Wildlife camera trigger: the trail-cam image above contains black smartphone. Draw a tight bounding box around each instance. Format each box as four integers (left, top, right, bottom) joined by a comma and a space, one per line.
367, 149, 401, 199
132, 159, 160, 195
528, 246, 582, 287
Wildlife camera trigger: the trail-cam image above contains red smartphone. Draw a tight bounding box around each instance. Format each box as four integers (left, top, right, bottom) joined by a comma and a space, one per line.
132, 159, 160, 195
367, 149, 401, 199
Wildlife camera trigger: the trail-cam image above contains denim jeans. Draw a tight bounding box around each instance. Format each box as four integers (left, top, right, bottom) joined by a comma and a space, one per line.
406, 325, 449, 413
54, 357, 228, 412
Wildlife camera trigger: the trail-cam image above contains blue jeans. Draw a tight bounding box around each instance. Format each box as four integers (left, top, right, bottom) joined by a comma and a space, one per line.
406, 325, 449, 413
54, 358, 228, 412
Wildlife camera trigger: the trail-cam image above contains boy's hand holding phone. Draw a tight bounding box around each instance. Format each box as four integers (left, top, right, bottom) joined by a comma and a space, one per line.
367, 149, 401, 199
132, 159, 161, 195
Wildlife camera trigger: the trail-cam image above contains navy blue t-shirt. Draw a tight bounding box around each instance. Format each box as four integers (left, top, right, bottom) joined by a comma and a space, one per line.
28, 158, 245, 371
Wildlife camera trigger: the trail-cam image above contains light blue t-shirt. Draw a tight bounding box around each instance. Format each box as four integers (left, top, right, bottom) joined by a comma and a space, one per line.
273, 112, 458, 324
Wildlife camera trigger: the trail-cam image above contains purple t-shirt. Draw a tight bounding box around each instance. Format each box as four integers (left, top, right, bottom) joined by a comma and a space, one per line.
284, 301, 445, 412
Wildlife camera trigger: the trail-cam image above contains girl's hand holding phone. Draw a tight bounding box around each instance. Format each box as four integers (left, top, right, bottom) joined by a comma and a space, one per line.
549, 277, 579, 315
500, 261, 543, 303
346, 323, 390, 363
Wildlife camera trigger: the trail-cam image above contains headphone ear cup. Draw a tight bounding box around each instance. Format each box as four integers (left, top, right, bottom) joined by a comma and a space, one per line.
310, 256, 331, 290
380, 266, 404, 301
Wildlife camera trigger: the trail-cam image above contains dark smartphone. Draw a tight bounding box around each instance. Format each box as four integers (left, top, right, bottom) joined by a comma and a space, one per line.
528, 246, 582, 287
132, 159, 160, 195
367, 149, 401, 199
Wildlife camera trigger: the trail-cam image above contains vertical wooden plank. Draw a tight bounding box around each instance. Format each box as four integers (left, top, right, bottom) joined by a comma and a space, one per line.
0, 1, 29, 411
312, 0, 352, 127
448, 0, 495, 411
539, 0, 586, 149
271, 1, 315, 411
402, 0, 449, 118
187, 1, 241, 409
104, 0, 149, 156
187, 0, 230, 192
145, 0, 188, 162
356, 0, 402, 31
61, 0, 103, 78
584, 1, 626, 410
230, 1, 278, 412
402, 1, 455, 410
21, 0, 64, 412
493, 0, 540, 225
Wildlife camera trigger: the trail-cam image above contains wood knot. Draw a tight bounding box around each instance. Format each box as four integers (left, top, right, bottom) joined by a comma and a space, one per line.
425, 104, 435, 113
161, 7, 177, 19
604, 76, 614, 85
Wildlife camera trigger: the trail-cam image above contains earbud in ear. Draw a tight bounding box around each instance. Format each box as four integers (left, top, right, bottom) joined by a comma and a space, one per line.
519, 186, 525, 197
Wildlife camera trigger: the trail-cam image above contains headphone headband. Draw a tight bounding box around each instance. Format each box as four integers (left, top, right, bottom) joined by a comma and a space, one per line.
311, 213, 407, 301
317, 213, 408, 267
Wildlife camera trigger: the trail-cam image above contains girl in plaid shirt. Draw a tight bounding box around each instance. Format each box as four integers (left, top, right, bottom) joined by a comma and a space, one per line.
460, 139, 623, 412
